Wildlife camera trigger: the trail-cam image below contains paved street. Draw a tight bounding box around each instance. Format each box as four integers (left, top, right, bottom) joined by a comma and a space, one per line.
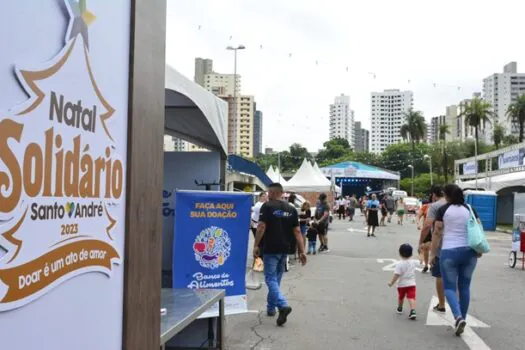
225, 215, 524, 349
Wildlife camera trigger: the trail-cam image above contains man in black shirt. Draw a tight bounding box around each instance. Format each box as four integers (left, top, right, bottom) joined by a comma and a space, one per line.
315, 193, 331, 252
254, 183, 306, 326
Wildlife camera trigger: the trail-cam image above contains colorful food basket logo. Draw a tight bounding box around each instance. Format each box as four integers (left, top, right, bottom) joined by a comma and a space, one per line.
193, 226, 231, 269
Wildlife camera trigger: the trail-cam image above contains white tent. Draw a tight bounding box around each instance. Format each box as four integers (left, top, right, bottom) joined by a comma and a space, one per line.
274, 168, 288, 185
164, 65, 228, 155
266, 166, 288, 185
459, 171, 525, 192
285, 159, 332, 192
312, 162, 341, 194
312, 162, 331, 185
266, 166, 276, 181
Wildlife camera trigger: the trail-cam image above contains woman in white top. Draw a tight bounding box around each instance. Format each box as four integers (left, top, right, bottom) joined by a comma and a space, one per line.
251, 192, 267, 237
431, 184, 481, 337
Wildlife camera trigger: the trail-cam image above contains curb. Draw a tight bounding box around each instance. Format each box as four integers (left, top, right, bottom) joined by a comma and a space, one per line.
496, 229, 512, 234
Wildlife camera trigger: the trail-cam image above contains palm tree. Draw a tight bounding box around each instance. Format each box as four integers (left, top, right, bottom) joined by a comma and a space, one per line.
400, 110, 427, 154
458, 97, 494, 151
439, 124, 450, 182
492, 122, 506, 149
506, 94, 525, 142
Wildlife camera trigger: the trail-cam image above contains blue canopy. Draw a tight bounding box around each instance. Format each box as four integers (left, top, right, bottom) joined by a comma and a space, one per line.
320, 161, 400, 180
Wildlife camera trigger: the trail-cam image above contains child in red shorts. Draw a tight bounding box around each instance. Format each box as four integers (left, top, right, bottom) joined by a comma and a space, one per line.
388, 243, 417, 320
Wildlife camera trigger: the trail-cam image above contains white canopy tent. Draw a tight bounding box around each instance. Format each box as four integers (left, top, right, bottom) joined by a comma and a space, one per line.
266, 166, 277, 181
164, 65, 228, 155
312, 162, 341, 194
458, 171, 525, 192
266, 166, 288, 185
285, 159, 333, 192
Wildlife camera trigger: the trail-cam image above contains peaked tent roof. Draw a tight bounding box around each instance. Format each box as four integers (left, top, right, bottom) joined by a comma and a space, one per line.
320, 161, 400, 180
312, 162, 331, 185
273, 168, 288, 185
266, 166, 288, 185
266, 166, 276, 181
313, 162, 341, 194
285, 159, 332, 192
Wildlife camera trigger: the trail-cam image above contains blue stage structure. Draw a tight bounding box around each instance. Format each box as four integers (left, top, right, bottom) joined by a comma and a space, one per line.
321, 161, 400, 197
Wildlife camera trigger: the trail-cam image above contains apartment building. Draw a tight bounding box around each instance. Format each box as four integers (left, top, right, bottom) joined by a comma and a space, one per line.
483, 62, 525, 136
370, 89, 413, 153
354, 121, 369, 152
329, 94, 355, 147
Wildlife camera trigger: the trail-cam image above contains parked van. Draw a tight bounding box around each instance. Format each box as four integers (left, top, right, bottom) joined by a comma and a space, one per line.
392, 190, 408, 200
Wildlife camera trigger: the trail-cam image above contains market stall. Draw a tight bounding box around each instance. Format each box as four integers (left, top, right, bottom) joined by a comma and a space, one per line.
162, 66, 236, 348
458, 172, 525, 225
285, 159, 335, 204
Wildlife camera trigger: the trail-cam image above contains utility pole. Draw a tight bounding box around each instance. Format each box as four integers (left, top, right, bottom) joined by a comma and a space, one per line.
277, 153, 281, 183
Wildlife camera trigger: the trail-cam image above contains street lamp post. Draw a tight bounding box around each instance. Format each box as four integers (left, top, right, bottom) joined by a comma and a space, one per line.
408, 165, 414, 196
226, 45, 246, 155
424, 154, 433, 185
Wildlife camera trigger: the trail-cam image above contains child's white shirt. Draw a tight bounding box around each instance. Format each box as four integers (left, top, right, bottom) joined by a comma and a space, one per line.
394, 259, 417, 287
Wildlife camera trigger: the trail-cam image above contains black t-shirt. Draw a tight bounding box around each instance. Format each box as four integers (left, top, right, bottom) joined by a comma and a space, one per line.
315, 201, 330, 221
307, 227, 318, 241
259, 200, 299, 254
299, 209, 312, 225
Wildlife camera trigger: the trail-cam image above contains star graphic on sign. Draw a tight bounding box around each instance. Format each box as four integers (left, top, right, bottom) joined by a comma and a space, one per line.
67, 0, 96, 49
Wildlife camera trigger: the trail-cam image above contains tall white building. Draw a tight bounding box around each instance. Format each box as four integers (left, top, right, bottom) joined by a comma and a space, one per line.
163, 135, 175, 152
164, 135, 189, 151
203, 73, 241, 96
329, 94, 355, 147
370, 89, 413, 153
483, 62, 525, 137
194, 58, 213, 86
445, 105, 458, 142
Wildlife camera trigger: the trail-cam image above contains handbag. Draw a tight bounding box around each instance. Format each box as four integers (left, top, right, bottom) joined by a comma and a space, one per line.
466, 204, 490, 254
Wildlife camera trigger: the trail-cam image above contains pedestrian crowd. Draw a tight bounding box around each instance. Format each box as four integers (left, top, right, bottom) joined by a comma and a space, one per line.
250, 182, 489, 339
387, 183, 487, 338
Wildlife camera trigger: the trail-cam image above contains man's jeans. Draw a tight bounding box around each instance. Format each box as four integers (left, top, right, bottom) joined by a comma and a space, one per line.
440, 247, 478, 320
263, 254, 288, 313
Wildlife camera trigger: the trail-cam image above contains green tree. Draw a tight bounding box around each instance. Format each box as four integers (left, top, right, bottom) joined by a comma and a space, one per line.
438, 124, 450, 182
316, 137, 352, 165
381, 142, 432, 178
503, 134, 519, 147
400, 173, 447, 198
400, 110, 427, 154
492, 122, 506, 149
287, 143, 311, 169
506, 94, 525, 142
458, 97, 494, 152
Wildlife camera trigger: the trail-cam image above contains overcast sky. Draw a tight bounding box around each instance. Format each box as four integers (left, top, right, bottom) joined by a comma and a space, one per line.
166, 0, 524, 152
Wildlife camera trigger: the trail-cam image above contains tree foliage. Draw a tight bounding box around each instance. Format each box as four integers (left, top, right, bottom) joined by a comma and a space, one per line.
252, 132, 496, 186
315, 138, 352, 165
400, 110, 427, 153
506, 94, 525, 142
492, 122, 506, 149
459, 97, 494, 151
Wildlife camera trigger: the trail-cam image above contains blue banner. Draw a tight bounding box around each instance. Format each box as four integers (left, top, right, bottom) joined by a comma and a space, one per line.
173, 191, 252, 315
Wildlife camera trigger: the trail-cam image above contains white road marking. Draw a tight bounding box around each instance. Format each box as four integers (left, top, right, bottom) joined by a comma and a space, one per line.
377, 258, 424, 272
426, 296, 491, 350
347, 228, 368, 233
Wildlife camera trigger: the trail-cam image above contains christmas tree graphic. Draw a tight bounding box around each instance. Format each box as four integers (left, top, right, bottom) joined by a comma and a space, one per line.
0, 0, 125, 311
